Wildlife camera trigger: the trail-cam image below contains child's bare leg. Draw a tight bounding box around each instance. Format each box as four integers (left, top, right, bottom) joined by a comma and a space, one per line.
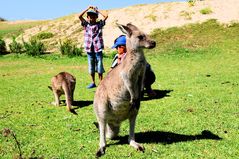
98, 73, 103, 82
90, 73, 95, 84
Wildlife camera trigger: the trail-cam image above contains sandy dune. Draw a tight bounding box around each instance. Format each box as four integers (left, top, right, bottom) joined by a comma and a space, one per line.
5, 0, 239, 51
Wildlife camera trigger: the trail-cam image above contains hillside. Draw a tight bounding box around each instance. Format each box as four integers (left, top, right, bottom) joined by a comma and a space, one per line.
1, 14, 239, 159
0, 17, 6, 21
4, 0, 239, 51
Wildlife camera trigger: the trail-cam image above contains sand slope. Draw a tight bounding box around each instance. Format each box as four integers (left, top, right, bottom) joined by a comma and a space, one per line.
5, 0, 239, 50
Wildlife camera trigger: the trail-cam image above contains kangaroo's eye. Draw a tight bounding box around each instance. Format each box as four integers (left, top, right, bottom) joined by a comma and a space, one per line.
138, 35, 144, 40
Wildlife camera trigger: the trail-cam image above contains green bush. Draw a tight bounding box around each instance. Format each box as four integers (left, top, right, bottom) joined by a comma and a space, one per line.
200, 7, 213, 14
188, 0, 196, 6
9, 37, 23, 53
59, 39, 83, 57
0, 17, 6, 21
23, 38, 46, 56
32, 32, 54, 40
0, 37, 7, 55
109, 50, 117, 59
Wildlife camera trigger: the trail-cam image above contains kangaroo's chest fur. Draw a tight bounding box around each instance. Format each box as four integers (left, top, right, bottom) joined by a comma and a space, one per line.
94, 50, 146, 123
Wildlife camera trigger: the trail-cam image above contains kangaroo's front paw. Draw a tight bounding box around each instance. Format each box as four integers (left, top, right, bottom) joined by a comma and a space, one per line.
96, 147, 106, 158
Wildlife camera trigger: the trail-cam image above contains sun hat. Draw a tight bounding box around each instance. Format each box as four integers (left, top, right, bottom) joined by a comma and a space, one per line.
111, 35, 126, 49
87, 9, 98, 16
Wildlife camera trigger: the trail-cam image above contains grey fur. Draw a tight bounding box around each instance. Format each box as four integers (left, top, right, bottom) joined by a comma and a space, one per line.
48, 72, 77, 115
94, 23, 156, 157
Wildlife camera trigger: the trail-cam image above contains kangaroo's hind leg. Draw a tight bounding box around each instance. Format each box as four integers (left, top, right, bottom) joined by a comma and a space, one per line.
53, 89, 61, 106
96, 118, 107, 157
128, 108, 145, 152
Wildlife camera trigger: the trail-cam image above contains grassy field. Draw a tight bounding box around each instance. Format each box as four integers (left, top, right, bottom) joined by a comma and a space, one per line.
0, 20, 238, 158
0, 21, 48, 38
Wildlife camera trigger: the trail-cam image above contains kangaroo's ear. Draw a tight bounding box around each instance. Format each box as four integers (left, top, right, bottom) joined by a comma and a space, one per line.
126, 23, 139, 31
117, 23, 132, 37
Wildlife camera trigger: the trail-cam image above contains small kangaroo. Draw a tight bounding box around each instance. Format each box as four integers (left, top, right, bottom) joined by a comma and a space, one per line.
48, 72, 77, 115
94, 23, 156, 157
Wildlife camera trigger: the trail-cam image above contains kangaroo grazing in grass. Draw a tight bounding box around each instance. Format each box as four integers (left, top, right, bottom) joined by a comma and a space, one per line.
94, 23, 156, 157
48, 72, 77, 115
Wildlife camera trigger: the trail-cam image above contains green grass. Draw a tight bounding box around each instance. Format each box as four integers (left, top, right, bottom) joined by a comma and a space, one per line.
0, 21, 48, 38
0, 20, 239, 158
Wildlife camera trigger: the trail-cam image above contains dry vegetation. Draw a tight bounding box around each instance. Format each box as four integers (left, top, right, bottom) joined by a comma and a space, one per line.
2, 0, 239, 52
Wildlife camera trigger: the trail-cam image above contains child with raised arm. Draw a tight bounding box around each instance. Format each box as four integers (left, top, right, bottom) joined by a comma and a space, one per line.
78, 6, 108, 88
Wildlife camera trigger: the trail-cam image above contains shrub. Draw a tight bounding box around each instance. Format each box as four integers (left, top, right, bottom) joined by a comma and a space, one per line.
188, 0, 196, 6
59, 39, 83, 57
23, 38, 46, 56
109, 50, 117, 59
0, 17, 6, 21
145, 14, 157, 22
0, 37, 7, 55
180, 11, 194, 20
9, 37, 23, 53
32, 32, 54, 40
200, 7, 213, 15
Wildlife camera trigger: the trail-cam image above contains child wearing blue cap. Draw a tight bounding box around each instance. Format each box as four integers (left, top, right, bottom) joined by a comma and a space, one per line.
78, 6, 108, 88
111, 35, 127, 69
111, 35, 157, 98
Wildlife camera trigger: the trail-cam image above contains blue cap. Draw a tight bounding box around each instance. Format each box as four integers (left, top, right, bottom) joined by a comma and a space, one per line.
111, 35, 126, 49
87, 9, 98, 15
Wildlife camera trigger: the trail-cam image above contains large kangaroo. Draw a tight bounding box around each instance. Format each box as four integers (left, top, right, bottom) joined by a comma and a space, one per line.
48, 72, 77, 115
94, 23, 156, 157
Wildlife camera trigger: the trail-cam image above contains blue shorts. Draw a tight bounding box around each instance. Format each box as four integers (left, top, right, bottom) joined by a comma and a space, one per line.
87, 51, 105, 74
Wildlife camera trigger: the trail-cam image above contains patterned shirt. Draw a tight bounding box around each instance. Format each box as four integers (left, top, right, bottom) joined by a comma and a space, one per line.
111, 53, 127, 68
81, 20, 105, 53
111, 53, 153, 73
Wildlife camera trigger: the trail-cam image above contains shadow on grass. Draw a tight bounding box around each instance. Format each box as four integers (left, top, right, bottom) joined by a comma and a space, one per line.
61, 100, 93, 109
142, 89, 173, 101
72, 100, 93, 108
111, 130, 222, 145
